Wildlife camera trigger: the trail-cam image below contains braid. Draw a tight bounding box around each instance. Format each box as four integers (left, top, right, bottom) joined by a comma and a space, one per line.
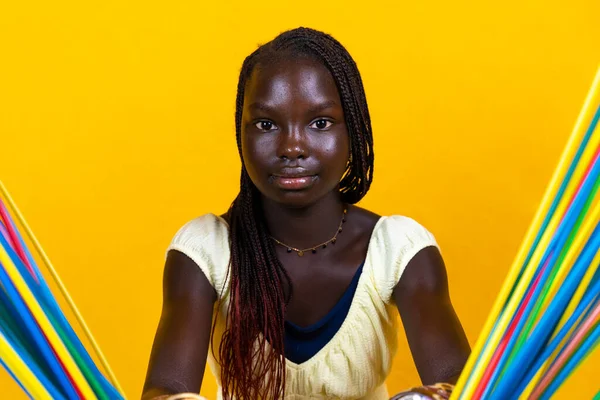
216, 27, 374, 399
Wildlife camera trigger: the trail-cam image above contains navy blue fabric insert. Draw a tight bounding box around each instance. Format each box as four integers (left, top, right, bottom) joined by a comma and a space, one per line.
284, 263, 364, 364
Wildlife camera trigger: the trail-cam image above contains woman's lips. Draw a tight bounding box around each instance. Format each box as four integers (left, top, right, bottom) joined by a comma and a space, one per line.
271, 174, 317, 190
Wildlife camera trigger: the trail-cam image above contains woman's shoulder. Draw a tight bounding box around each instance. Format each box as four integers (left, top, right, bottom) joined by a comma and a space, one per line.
379, 214, 435, 239
358, 207, 439, 302
172, 213, 229, 236
168, 212, 230, 254
166, 213, 230, 290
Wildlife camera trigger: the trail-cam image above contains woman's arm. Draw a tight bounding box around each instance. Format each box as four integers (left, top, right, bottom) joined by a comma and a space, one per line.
142, 250, 217, 399
393, 246, 471, 385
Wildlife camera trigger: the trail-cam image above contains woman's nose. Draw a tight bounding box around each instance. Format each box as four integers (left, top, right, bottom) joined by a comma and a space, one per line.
277, 127, 307, 160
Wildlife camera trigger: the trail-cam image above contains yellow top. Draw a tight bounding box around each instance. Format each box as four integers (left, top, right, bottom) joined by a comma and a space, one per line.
167, 214, 438, 400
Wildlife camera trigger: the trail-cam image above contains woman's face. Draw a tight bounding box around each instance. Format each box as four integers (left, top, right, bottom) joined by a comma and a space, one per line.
241, 56, 350, 208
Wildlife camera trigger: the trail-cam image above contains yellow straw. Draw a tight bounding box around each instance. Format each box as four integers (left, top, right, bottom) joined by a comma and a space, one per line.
451, 65, 600, 399
0, 180, 125, 396
0, 330, 53, 400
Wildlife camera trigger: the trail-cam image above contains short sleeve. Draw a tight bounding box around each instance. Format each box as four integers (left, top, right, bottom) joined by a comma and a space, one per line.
166, 214, 231, 295
369, 215, 439, 303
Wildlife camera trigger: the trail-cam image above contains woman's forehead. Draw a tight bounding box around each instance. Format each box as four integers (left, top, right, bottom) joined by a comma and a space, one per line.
244, 58, 341, 106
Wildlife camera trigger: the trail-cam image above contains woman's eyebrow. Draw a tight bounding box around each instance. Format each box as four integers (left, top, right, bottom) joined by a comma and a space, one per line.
248, 102, 277, 113
306, 100, 339, 115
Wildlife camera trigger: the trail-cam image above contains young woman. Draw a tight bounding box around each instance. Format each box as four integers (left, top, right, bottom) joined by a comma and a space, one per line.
142, 27, 471, 400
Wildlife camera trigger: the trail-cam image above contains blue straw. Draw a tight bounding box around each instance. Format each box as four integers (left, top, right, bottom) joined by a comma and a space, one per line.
0, 219, 11, 247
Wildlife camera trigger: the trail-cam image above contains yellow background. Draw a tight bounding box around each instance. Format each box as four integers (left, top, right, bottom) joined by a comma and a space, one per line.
1, 0, 599, 398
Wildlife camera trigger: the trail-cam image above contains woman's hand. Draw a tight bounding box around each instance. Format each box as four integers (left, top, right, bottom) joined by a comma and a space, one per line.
390, 382, 454, 399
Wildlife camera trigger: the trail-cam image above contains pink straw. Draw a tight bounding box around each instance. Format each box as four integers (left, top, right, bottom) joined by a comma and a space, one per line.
530, 300, 600, 398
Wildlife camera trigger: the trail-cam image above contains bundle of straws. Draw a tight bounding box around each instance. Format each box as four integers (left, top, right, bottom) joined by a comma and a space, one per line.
0, 181, 124, 399
451, 65, 600, 399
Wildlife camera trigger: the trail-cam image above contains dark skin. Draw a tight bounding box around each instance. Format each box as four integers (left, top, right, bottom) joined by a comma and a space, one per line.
142, 58, 470, 398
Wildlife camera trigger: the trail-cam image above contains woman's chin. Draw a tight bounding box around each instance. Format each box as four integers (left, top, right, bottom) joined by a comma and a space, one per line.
271, 192, 320, 209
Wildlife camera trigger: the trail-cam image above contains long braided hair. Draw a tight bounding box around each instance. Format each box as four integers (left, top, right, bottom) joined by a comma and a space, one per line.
218, 27, 374, 399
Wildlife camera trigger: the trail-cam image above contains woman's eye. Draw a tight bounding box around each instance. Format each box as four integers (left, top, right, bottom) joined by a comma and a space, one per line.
310, 119, 333, 130
255, 120, 276, 131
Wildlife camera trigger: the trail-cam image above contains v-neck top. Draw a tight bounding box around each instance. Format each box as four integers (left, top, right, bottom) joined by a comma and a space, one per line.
167, 214, 438, 400
284, 262, 364, 364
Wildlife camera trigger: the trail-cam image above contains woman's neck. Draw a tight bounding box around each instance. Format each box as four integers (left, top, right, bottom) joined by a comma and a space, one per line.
261, 192, 346, 249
